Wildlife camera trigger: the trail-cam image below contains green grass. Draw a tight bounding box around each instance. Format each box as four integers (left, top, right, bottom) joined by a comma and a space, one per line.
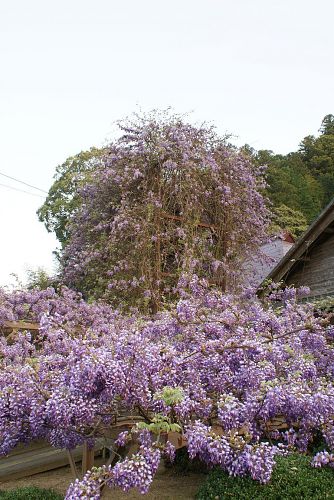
196, 454, 334, 500
0, 486, 63, 500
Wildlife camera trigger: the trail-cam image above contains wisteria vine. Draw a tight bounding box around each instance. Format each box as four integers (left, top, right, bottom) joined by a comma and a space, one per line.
0, 280, 334, 497
61, 111, 270, 312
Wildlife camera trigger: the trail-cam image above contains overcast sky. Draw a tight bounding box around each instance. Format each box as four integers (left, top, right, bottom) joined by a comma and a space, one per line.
0, 0, 333, 286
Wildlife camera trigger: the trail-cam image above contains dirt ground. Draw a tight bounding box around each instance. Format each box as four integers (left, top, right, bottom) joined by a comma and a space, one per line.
0, 462, 206, 499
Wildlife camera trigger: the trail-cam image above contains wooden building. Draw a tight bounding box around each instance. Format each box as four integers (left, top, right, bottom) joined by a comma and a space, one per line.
265, 199, 334, 300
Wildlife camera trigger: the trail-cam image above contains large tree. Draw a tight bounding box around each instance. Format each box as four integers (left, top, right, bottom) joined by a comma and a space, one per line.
271, 204, 308, 239
37, 147, 105, 248
299, 115, 334, 206
242, 115, 334, 228
61, 112, 269, 312
252, 149, 324, 223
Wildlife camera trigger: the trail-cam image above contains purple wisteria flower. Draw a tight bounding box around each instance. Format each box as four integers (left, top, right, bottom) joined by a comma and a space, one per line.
0, 283, 333, 495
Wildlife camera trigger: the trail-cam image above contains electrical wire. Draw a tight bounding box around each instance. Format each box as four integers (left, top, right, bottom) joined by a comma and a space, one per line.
0, 182, 45, 198
0, 171, 48, 193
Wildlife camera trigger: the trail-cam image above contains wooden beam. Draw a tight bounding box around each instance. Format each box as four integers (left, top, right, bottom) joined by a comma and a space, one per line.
159, 211, 217, 230
2, 320, 39, 331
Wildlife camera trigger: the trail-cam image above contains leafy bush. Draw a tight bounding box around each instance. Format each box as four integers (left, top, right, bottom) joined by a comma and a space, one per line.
196, 454, 334, 499
166, 446, 209, 474
0, 487, 62, 500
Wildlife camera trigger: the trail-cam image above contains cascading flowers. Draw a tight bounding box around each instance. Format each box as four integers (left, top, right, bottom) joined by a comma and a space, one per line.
0, 282, 334, 498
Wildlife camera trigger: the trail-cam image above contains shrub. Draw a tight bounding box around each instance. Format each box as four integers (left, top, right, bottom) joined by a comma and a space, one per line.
166, 446, 209, 474
0, 487, 62, 500
196, 454, 334, 500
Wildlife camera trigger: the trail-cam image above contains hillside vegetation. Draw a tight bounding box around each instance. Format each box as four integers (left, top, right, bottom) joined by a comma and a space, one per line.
246, 114, 334, 237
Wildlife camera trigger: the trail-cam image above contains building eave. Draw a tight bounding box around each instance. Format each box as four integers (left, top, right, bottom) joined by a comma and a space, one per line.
263, 198, 334, 284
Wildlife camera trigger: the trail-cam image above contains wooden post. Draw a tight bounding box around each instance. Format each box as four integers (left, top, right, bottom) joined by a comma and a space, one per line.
67, 450, 80, 479
82, 442, 95, 474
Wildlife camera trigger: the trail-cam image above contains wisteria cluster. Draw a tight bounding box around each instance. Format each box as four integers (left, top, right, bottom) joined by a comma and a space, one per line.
66, 446, 161, 499
0, 282, 334, 498
186, 421, 284, 483
61, 111, 270, 312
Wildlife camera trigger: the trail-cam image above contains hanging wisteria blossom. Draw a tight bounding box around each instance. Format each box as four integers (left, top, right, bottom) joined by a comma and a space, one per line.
0, 282, 334, 498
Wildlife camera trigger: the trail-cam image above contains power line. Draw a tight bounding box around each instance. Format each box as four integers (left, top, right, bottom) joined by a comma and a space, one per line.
0, 171, 48, 194
0, 182, 45, 198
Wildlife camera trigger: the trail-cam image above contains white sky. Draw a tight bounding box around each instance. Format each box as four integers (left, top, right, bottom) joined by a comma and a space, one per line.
0, 0, 333, 286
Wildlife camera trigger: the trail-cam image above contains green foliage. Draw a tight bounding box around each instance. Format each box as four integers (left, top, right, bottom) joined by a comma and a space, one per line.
312, 295, 334, 314
271, 204, 308, 238
25, 267, 55, 290
196, 454, 334, 500
244, 114, 334, 232
137, 414, 182, 434
154, 386, 184, 406
320, 114, 334, 136
298, 114, 334, 207
300, 133, 334, 203
254, 150, 324, 223
0, 487, 62, 500
37, 147, 105, 247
